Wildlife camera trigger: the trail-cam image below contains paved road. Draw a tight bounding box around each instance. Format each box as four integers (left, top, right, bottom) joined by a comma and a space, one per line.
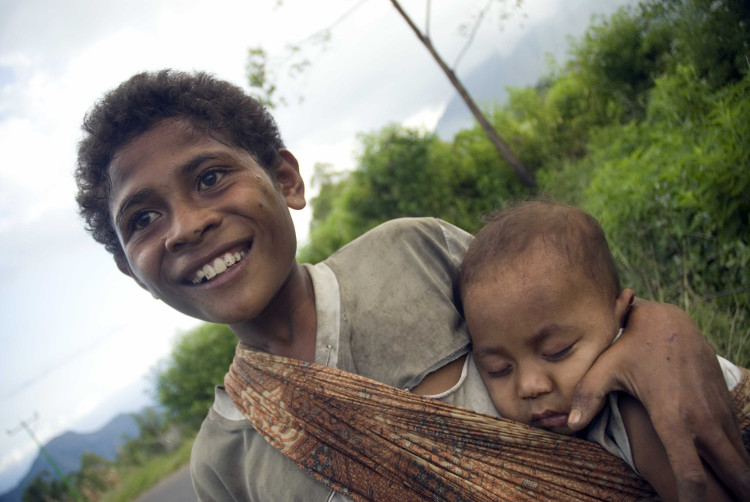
134, 465, 197, 502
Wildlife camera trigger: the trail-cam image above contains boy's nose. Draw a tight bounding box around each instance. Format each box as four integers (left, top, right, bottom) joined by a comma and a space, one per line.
164, 206, 220, 252
518, 366, 552, 400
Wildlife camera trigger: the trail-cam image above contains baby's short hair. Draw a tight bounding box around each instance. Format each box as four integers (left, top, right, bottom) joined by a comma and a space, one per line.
75, 69, 284, 258
460, 200, 621, 300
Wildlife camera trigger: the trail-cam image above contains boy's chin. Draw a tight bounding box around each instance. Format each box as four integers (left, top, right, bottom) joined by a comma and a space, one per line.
167, 298, 261, 327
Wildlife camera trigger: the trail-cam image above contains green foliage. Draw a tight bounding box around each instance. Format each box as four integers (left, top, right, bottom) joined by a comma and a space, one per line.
101, 438, 194, 502
298, 124, 524, 263
664, 0, 750, 88
153, 323, 237, 429
585, 72, 750, 298
568, 8, 667, 121
22, 454, 115, 502
117, 408, 183, 467
299, 0, 749, 366
23, 471, 69, 502
582, 72, 749, 364
77, 453, 115, 499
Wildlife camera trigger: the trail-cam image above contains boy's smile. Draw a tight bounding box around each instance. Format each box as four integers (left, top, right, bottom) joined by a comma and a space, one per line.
463, 247, 632, 435
108, 118, 306, 326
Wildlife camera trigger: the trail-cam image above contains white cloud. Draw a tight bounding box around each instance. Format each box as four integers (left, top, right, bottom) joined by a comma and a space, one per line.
402, 103, 449, 131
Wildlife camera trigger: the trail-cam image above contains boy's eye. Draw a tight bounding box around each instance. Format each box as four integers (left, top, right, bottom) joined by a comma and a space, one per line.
198, 170, 225, 190
131, 210, 159, 231
543, 344, 574, 362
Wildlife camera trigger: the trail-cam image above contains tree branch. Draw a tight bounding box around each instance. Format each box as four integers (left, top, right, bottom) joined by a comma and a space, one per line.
389, 0, 535, 188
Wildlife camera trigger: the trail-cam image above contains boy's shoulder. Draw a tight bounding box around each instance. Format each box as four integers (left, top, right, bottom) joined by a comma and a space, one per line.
318, 217, 473, 390
324, 217, 471, 268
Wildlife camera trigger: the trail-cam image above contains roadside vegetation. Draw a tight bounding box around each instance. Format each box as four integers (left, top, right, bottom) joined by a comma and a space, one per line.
300, 0, 750, 367
98, 439, 194, 502
23, 0, 748, 499
22, 325, 236, 502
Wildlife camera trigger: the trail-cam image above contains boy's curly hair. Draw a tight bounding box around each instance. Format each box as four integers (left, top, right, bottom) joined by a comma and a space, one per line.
75, 69, 285, 258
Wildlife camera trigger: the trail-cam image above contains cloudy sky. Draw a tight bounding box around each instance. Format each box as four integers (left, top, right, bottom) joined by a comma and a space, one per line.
0, 0, 629, 491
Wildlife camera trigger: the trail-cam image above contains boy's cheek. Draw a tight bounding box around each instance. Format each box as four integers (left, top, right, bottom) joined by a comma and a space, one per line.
114, 253, 135, 278
114, 250, 156, 294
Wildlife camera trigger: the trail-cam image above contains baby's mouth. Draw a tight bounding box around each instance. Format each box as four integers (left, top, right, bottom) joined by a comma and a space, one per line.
191, 250, 246, 284
530, 410, 569, 429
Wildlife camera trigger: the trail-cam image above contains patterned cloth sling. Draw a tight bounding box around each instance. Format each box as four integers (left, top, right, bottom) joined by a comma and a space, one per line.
225, 347, 750, 501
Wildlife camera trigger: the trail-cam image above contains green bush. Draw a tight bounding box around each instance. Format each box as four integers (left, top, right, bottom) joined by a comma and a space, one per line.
298, 0, 749, 366
153, 323, 238, 429
583, 72, 749, 365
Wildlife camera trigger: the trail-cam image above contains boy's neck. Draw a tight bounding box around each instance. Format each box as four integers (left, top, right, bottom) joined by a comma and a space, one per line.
230, 263, 317, 362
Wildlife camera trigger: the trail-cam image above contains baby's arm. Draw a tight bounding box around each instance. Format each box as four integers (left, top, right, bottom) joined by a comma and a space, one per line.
618, 393, 733, 502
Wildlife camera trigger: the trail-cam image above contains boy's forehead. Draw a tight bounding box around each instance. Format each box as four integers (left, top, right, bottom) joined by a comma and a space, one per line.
110, 119, 242, 181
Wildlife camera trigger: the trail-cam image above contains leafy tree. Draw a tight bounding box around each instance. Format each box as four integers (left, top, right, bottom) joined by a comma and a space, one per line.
656, 0, 750, 88
298, 0, 749, 366
543, 1, 750, 364
388, 0, 535, 187
584, 70, 750, 302
153, 323, 237, 429
76, 453, 115, 500
299, 124, 523, 263
300, 126, 449, 263
23, 471, 70, 502
116, 408, 183, 467
567, 5, 673, 122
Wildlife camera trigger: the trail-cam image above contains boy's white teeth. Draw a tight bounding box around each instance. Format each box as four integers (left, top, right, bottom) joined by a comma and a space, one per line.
213, 258, 227, 274
192, 250, 246, 284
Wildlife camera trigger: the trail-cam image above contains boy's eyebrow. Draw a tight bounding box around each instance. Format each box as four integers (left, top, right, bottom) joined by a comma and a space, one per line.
114, 153, 222, 227
175, 153, 223, 178
115, 188, 155, 229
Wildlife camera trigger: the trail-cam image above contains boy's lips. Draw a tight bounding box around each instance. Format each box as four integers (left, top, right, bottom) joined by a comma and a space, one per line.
530, 410, 569, 429
183, 241, 252, 285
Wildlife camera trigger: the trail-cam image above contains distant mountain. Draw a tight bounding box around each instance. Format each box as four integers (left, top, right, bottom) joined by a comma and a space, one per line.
0, 413, 139, 502
435, 0, 631, 139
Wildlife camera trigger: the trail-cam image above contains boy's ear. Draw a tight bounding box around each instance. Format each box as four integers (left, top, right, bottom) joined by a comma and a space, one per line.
114, 254, 155, 297
276, 149, 306, 210
614, 288, 635, 328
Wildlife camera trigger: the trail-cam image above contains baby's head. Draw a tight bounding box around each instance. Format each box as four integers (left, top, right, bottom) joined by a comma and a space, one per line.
460, 201, 633, 434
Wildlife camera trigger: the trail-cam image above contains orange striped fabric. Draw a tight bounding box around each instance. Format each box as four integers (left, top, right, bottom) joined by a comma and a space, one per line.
225, 347, 749, 501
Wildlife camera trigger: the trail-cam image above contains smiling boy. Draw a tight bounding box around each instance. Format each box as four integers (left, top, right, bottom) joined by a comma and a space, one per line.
107, 119, 314, 358
460, 201, 743, 500
75, 70, 750, 500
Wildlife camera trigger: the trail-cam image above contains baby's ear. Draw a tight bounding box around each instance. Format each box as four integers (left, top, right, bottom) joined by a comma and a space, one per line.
615, 288, 635, 327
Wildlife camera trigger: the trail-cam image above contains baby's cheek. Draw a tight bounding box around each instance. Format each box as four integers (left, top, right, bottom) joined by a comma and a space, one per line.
558, 367, 587, 403
487, 386, 517, 419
